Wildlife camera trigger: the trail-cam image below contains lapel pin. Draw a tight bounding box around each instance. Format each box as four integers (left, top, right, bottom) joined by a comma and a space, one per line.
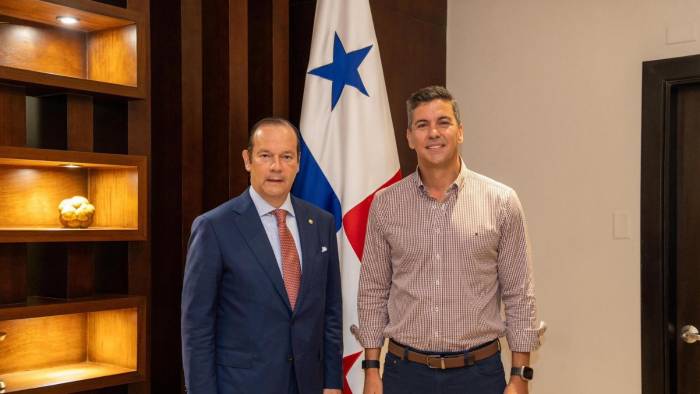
308, 218, 314, 224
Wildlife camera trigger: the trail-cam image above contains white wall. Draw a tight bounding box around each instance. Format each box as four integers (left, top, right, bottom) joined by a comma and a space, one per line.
447, 1, 700, 393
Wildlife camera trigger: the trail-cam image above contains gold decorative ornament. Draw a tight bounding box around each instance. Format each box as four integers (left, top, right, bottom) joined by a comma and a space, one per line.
58, 196, 95, 228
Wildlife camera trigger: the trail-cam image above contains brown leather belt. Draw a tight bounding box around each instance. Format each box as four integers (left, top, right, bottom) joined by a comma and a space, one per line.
388, 339, 500, 370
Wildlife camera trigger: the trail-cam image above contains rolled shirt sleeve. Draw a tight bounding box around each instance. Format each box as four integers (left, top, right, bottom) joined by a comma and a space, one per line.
497, 189, 540, 352
357, 195, 393, 348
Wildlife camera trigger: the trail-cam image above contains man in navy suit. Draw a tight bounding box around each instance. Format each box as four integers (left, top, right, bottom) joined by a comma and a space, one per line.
181, 118, 343, 394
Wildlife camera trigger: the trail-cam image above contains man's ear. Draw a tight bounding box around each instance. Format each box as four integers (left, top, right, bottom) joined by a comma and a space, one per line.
242, 149, 252, 172
406, 128, 415, 150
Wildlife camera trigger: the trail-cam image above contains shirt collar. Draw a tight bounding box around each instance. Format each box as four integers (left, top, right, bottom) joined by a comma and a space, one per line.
248, 187, 296, 218
412, 157, 469, 194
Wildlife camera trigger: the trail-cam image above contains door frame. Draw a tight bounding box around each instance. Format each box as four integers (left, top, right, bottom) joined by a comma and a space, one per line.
641, 53, 700, 394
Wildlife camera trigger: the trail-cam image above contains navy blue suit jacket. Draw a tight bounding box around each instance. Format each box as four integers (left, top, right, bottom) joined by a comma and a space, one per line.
181, 189, 343, 393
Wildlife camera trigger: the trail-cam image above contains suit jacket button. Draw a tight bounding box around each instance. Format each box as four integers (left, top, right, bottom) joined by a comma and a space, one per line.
287, 356, 294, 362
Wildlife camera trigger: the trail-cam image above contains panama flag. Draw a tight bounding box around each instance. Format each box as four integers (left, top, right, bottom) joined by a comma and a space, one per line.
291, 0, 401, 392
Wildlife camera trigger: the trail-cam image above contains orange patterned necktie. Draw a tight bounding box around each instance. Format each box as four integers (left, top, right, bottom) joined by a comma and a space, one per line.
274, 209, 302, 309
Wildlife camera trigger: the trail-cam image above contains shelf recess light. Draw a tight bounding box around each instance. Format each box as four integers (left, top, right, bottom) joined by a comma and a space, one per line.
56, 16, 79, 25
60, 164, 82, 169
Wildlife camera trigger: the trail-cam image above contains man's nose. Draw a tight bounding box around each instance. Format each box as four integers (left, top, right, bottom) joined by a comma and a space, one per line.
270, 156, 282, 170
428, 126, 440, 137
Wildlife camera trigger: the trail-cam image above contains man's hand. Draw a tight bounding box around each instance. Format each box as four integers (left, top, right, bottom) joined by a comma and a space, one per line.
506, 352, 530, 394
323, 390, 342, 394
504, 377, 528, 394
363, 369, 382, 394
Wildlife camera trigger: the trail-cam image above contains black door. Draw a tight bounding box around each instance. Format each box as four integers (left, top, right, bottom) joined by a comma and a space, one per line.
642, 55, 700, 394
673, 82, 700, 393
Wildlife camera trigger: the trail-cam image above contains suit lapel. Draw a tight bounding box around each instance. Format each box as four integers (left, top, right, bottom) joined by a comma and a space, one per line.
292, 198, 318, 313
232, 190, 292, 311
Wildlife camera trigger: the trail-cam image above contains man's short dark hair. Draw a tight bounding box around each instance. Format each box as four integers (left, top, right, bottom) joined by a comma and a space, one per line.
247, 117, 302, 159
406, 85, 462, 127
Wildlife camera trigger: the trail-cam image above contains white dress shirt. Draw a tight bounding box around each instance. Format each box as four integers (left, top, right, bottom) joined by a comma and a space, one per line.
248, 187, 304, 272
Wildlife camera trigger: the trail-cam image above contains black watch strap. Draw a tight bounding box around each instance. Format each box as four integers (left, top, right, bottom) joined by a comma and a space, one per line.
361, 360, 380, 369
511, 366, 534, 381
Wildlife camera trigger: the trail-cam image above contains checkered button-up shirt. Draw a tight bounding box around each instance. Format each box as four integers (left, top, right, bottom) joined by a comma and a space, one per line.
357, 160, 540, 352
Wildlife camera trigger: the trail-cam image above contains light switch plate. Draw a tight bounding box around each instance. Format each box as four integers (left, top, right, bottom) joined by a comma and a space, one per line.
613, 211, 630, 240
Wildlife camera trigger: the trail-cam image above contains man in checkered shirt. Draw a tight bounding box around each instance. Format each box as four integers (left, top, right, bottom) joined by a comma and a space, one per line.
357, 86, 540, 394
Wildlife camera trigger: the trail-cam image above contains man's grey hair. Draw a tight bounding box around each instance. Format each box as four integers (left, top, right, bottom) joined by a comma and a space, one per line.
247, 117, 302, 159
406, 85, 462, 127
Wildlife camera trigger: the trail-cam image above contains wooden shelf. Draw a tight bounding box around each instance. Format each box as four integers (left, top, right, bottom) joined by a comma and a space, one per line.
0, 0, 142, 32
0, 0, 144, 98
0, 295, 142, 319
2, 362, 139, 393
0, 67, 143, 99
0, 146, 147, 243
0, 295, 145, 393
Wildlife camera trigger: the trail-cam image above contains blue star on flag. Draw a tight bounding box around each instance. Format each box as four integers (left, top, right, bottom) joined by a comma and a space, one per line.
308, 32, 372, 110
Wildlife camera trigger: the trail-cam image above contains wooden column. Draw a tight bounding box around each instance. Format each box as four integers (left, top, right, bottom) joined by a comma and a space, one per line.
145, 0, 191, 390
229, 0, 250, 199
202, 0, 250, 209
272, 0, 289, 117
0, 244, 26, 304
128, 0, 151, 392
67, 94, 94, 151
249, 0, 289, 122
25, 94, 97, 300
0, 85, 26, 146
0, 84, 27, 305
66, 94, 96, 299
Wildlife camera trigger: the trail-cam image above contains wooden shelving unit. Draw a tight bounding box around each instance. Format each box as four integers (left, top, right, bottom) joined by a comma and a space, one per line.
0, 296, 146, 393
0, 146, 147, 243
0, 0, 146, 98
0, 0, 151, 392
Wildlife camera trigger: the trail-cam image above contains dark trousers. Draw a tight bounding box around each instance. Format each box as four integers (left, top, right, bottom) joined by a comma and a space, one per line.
382, 346, 507, 394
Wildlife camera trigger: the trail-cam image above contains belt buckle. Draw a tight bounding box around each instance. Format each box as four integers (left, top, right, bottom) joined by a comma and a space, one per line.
426, 354, 446, 370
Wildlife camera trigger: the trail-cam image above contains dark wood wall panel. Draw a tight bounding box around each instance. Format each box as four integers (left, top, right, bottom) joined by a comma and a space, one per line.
181, 0, 203, 257
149, 0, 185, 392
0, 84, 27, 305
228, 0, 250, 199
288, 0, 314, 128
371, 0, 446, 175
248, 0, 274, 124
203, 0, 234, 209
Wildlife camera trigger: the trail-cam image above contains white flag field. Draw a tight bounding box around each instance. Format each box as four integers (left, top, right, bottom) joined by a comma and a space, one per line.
291, 0, 401, 392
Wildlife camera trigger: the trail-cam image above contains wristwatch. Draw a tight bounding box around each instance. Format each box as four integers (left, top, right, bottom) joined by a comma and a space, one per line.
511, 366, 534, 381
361, 360, 380, 369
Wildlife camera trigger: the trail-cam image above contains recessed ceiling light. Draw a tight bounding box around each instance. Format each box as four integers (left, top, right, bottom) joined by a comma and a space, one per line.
60, 164, 82, 169
56, 16, 79, 25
